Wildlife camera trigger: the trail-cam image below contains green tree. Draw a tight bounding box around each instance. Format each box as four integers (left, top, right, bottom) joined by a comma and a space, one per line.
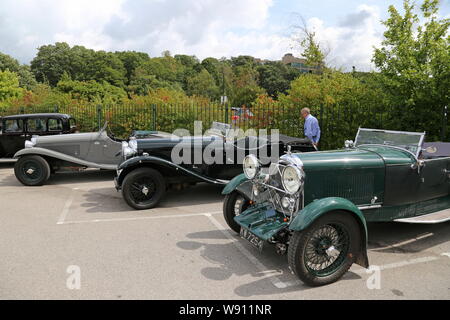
115, 51, 150, 85
31, 42, 73, 86
229, 64, 265, 107
174, 54, 200, 69
293, 17, 327, 72
0, 70, 24, 101
0, 52, 37, 89
186, 69, 219, 99
230, 55, 256, 67
257, 62, 301, 98
128, 68, 182, 95
373, 0, 450, 140
0, 53, 20, 71
300, 31, 325, 71
31, 43, 127, 88
85, 50, 127, 87
56, 77, 127, 103
128, 55, 186, 95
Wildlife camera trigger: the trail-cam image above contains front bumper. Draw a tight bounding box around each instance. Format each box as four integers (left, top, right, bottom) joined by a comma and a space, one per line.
234, 203, 289, 241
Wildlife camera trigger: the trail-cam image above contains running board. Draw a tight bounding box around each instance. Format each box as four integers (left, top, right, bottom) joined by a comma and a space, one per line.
395, 208, 450, 224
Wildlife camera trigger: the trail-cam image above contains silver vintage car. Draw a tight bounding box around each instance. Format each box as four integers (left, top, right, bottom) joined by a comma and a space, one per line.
12, 124, 160, 186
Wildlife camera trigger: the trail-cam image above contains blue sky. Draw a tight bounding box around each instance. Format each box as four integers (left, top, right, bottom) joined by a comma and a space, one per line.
0, 0, 448, 71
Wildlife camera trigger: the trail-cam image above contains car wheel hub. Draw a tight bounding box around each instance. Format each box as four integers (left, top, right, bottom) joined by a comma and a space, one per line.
130, 178, 156, 204
325, 245, 339, 258
21, 161, 41, 181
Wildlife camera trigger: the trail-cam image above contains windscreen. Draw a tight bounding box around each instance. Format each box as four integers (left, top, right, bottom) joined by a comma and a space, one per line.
355, 128, 424, 156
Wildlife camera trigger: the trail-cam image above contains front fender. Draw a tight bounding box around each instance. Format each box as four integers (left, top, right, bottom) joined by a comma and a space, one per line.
222, 173, 248, 195
290, 197, 369, 268
117, 155, 228, 187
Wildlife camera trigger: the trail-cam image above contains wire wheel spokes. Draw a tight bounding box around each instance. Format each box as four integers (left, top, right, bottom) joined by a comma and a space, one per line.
129, 177, 156, 203
304, 223, 350, 276
21, 161, 42, 181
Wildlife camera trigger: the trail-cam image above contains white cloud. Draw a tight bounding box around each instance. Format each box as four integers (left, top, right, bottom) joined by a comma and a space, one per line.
100, 0, 282, 58
0, 0, 387, 71
300, 5, 384, 71
0, 0, 283, 62
0, 0, 124, 61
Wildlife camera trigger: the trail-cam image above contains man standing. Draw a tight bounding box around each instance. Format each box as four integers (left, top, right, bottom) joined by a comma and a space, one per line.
301, 108, 320, 148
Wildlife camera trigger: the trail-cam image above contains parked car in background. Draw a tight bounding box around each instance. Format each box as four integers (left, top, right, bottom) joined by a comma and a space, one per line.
0, 113, 77, 159
115, 122, 316, 210
222, 128, 450, 286
12, 123, 158, 186
231, 107, 254, 124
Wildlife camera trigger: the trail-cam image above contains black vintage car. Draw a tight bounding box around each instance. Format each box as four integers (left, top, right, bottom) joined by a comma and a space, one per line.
0, 113, 77, 158
115, 122, 316, 210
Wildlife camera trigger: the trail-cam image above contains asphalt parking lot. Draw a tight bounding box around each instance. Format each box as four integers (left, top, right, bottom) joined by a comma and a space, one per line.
0, 160, 449, 300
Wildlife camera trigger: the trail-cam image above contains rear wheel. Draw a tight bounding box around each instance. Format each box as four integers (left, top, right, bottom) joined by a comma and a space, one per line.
14, 155, 51, 186
122, 167, 166, 210
223, 191, 250, 233
288, 211, 361, 286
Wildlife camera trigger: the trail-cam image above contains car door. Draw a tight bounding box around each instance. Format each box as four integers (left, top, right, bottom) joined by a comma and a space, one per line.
99, 133, 122, 165
85, 131, 121, 165
0, 119, 26, 157
418, 157, 450, 202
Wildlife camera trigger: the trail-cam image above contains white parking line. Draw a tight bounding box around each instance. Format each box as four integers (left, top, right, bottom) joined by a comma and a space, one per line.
204, 214, 290, 289
57, 191, 75, 225
60, 211, 222, 225
372, 233, 434, 251
280, 256, 445, 289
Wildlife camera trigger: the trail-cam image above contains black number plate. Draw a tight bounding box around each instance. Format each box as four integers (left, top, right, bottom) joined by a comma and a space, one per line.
240, 228, 264, 251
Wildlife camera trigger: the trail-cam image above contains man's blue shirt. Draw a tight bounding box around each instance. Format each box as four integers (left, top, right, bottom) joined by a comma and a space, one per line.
304, 114, 321, 143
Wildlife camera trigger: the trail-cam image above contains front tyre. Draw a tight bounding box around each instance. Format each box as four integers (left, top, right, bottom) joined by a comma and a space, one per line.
122, 167, 166, 210
14, 155, 51, 186
223, 191, 250, 233
288, 211, 361, 286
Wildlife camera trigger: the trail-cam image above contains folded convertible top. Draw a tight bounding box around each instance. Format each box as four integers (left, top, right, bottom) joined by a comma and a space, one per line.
422, 142, 450, 158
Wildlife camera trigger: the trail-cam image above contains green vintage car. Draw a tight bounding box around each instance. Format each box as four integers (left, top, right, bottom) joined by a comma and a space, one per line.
222, 128, 450, 286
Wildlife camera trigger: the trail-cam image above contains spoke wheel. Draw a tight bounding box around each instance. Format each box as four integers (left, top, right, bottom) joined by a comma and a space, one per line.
304, 224, 350, 277
14, 155, 50, 186
223, 191, 249, 233
122, 167, 165, 210
288, 211, 361, 286
129, 177, 157, 203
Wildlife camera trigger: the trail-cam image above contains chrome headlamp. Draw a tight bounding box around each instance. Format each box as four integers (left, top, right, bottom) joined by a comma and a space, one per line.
243, 154, 260, 179
122, 138, 138, 158
344, 140, 354, 148
25, 136, 37, 148
281, 165, 305, 195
